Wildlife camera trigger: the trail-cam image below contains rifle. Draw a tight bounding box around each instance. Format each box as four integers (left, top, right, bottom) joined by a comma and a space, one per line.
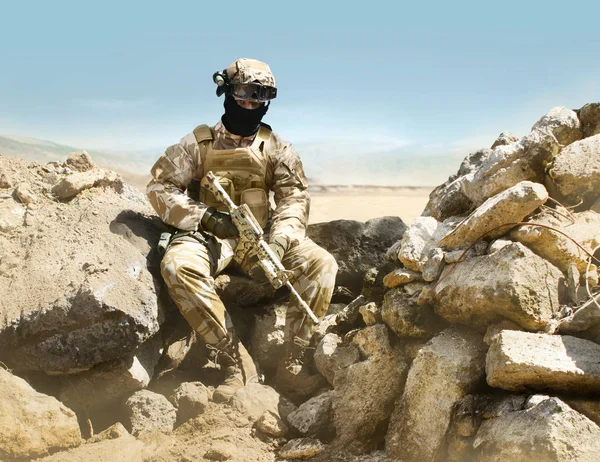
202, 171, 319, 324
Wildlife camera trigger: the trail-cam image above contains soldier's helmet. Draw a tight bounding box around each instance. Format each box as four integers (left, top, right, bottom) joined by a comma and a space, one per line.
214, 58, 277, 102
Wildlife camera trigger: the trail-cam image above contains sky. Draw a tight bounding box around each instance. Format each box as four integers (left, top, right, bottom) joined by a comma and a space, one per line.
1, 0, 599, 185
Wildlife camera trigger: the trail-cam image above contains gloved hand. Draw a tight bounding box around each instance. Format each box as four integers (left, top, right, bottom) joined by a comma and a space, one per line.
200, 207, 239, 239
248, 237, 288, 281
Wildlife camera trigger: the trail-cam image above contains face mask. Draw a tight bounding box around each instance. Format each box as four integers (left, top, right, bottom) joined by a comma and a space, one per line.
221, 96, 269, 137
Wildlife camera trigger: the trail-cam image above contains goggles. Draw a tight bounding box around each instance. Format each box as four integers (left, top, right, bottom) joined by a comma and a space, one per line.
230, 83, 277, 102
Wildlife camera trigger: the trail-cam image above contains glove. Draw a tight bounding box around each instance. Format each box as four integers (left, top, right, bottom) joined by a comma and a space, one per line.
248, 238, 288, 281
200, 207, 239, 239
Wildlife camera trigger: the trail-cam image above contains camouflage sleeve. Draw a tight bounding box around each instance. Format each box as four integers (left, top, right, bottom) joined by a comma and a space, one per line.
146, 134, 208, 231
269, 140, 311, 248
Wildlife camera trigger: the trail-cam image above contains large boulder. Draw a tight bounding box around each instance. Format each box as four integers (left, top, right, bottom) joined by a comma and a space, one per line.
396, 216, 453, 272
486, 330, 600, 394
432, 242, 564, 331
579, 102, 600, 137
0, 156, 167, 375
530, 106, 582, 146
546, 133, 600, 205
0, 369, 81, 459
385, 327, 487, 462
511, 209, 600, 274
332, 342, 409, 454
314, 333, 360, 385
125, 389, 177, 436
460, 108, 565, 206
440, 181, 548, 250
473, 397, 600, 461
307, 217, 407, 293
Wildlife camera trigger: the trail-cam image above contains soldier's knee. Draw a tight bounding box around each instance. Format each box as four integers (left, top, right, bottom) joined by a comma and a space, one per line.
161, 257, 211, 285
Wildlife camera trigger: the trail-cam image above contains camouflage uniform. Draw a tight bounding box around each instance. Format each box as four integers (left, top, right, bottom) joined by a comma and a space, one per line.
147, 120, 338, 349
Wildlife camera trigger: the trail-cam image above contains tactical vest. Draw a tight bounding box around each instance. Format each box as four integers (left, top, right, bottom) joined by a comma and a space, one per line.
188, 124, 271, 228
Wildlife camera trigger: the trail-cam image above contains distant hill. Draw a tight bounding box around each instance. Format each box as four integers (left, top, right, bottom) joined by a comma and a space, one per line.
0, 135, 155, 190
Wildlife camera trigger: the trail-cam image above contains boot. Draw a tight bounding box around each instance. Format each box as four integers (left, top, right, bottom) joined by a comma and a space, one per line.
275, 337, 326, 403
211, 338, 258, 404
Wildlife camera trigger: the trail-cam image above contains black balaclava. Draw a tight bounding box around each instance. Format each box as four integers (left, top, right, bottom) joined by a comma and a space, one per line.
221, 95, 269, 137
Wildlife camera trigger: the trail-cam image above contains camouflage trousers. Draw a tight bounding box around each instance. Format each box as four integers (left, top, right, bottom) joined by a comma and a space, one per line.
160, 234, 338, 347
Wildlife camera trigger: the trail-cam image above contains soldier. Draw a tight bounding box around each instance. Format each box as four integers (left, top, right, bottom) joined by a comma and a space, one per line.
147, 58, 338, 403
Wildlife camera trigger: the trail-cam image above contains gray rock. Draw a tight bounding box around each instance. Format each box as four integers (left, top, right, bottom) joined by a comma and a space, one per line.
563, 397, 600, 426
490, 132, 519, 149
0, 369, 81, 459
287, 391, 333, 436
382, 283, 445, 338
307, 217, 407, 293
487, 238, 513, 254
511, 209, 600, 274
126, 389, 176, 436
314, 333, 360, 385
433, 243, 564, 331
398, 217, 453, 272
440, 181, 548, 250
359, 302, 381, 326
248, 302, 286, 374
483, 320, 522, 346
422, 247, 445, 281
386, 327, 487, 462
169, 381, 210, 422
486, 330, 600, 394
231, 383, 282, 423
58, 334, 162, 412
530, 106, 581, 146
333, 346, 409, 454
547, 134, 600, 205
425, 178, 475, 222
579, 102, 600, 137
473, 397, 600, 461
461, 128, 560, 206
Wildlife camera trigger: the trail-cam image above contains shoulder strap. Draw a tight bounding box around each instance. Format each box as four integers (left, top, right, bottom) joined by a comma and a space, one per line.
251, 123, 272, 151
193, 124, 214, 144
188, 125, 214, 201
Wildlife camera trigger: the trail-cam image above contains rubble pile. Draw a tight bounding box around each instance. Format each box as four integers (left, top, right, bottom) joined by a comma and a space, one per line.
1, 103, 600, 461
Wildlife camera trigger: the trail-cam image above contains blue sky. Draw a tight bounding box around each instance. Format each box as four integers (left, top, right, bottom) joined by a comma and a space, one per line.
1, 0, 599, 185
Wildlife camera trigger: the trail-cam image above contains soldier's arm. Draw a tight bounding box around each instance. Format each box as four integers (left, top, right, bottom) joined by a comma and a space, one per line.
269, 140, 310, 250
146, 135, 208, 231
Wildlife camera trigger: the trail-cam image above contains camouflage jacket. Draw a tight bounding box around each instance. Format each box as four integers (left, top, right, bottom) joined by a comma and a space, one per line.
146, 120, 310, 247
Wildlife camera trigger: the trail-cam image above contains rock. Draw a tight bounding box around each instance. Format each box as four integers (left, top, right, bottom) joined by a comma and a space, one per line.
397, 217, 453, 272
487, 238, 512, 254
0, 369, 81, 459
530, 106, 582, 146
53, 169, 119, 199
307, 217, 407, 293
473, 397, 600, 461
58, 334, 162, 412
65, 151, 96, 172
87, 422, 129, 443
214, 272, 275, 307
424, 178, 474, 222
483, 320, 522, 345
0, 158, 166, 375
440, 181, 548, 250
382, 283, 446, 338
547, 134, 600, 205
125, 389, 177, 436
0, 173, 12, 189
350, 324, 392, 358
386, 327, 487, 462
433, 242, 564, 331
490, 132, 519, 149
382, 268, 423, 288
579, 102, 600, 137
314, 333, 360, 385
563, 397, 600, 426
169, 381, 210, 422
279, 438, 325, 460
311, 313, 339, 346
511, 209, 600, 274
422, 247, 444, 281
461, 128, 560, 206
256, 411, 288, 437
359, 302, 381, 326
332, 346, 409, 454
559, 294, 600, 338
486, 330, 600, 394
231, 383, 282, 422
15, 182, 36, 204
287, 391, 333, 436
248, 302, 286, 374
